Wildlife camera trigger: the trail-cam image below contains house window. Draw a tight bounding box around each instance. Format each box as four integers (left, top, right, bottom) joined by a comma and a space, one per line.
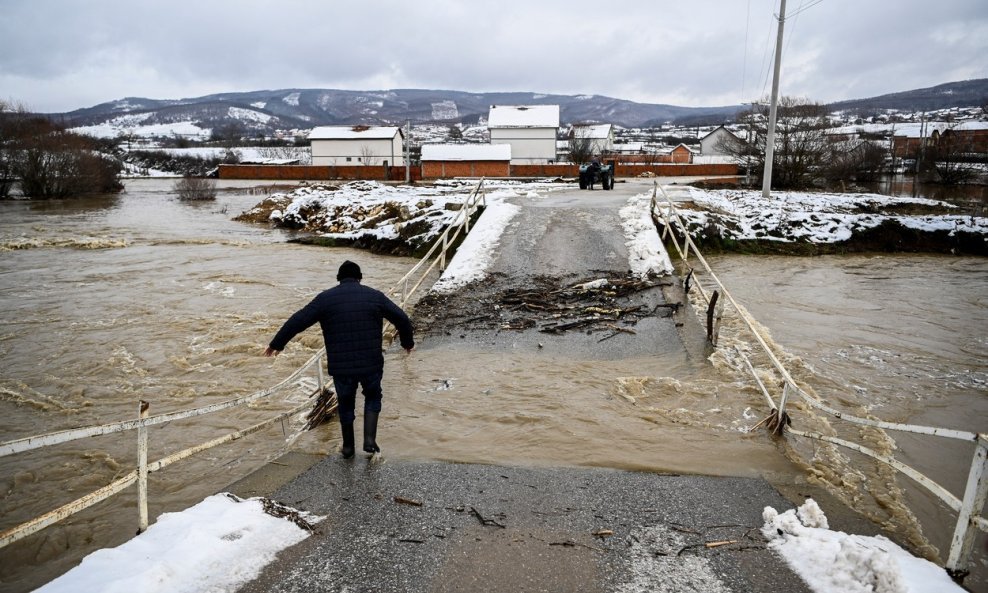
346, 157, 352, 162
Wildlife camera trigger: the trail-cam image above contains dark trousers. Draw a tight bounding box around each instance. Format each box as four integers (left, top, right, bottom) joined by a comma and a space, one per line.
332, 371, 383, 424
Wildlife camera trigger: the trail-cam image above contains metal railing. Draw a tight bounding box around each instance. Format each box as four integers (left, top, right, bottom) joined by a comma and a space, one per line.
0, 179, 488, 551
389, 178, 486, 309
650, 181, 988, 580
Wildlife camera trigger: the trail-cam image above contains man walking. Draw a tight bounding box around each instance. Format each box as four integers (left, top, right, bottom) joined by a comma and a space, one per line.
264, 260, 414, 458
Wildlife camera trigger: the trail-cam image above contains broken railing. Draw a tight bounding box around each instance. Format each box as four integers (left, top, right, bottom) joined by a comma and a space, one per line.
0, 179, 489, 552
650, 181, 987, 581
0, 350, 326, 549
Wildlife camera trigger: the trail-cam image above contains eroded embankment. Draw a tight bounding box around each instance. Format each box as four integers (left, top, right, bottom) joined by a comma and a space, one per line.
660, 187, 988, 256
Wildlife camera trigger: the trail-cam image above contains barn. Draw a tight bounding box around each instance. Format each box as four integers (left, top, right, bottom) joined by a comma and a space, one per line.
309, 125, 405, 167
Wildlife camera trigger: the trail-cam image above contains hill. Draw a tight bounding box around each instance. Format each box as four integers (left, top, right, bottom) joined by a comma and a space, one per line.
54, 80, 988, 138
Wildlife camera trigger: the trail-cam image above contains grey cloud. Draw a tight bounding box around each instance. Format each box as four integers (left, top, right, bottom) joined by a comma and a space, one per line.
2, 0, 985, 112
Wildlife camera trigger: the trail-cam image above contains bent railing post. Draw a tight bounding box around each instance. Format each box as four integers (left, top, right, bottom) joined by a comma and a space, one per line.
137, 400, 150, 534
947, 434, 988, 579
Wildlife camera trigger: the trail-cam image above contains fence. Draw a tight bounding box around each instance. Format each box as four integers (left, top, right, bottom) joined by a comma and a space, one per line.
650, 181, 988, 581
0, 179, 488, 552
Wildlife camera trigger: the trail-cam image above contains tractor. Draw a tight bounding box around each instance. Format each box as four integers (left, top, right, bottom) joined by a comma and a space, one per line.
578, 160, 614, 190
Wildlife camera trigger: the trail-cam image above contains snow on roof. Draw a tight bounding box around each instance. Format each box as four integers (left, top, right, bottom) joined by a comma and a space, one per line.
308, 126, 401, 140
700, 125, 740, 141
488, 105, 560, 128
421, 143, 511, 161
572, 123, 613, 139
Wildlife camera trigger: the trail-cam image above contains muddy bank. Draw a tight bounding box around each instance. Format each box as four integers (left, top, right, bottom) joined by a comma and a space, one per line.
660, 187, 988, 256
670, 218, 988, 256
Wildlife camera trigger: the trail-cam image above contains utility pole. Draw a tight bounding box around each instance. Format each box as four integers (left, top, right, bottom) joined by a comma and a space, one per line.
405, 119, 411, 184
762, 0, 787, 198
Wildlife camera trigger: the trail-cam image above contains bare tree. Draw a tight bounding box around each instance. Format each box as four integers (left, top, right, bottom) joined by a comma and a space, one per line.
923, 125, 981, 184
257, 145, 311, 164
359, 145, 379, 166
568, 134, 595, 165
2, 103, 122, 199
716, 97, 832, 190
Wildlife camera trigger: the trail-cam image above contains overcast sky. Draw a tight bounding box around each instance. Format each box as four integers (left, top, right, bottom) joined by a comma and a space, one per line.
2, 0, 986, 113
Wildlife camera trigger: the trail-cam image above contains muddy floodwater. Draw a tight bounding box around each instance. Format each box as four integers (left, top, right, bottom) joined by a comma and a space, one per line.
1, 178, 986, 591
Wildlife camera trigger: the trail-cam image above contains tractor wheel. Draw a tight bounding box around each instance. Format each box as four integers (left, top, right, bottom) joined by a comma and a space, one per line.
579, 173, 588, 190
602, 175, 612, 190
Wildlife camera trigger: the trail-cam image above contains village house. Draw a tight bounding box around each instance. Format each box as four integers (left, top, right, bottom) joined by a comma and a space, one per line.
309, 125, 405, 167
891, 121, 988, 158
570, 123, 615, 156
420, 143, 511, 178
488, 104, 560, 164
699, 125, 743, 156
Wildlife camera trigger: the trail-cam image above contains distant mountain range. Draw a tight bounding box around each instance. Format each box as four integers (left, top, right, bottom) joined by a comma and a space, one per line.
56, 79, 987, 136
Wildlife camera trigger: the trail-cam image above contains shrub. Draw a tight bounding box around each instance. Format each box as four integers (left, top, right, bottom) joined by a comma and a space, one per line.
173, 175, 217, 200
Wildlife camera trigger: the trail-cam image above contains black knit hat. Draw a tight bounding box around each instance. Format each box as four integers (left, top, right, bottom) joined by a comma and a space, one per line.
337, 260, 362, 281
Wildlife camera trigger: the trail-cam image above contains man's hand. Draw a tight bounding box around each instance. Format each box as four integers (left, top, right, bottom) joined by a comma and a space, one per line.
264, 347, 280, 357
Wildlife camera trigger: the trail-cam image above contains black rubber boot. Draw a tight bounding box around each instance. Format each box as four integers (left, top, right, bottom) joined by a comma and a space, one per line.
340, 422, 355, 459
363, 411, 381, 454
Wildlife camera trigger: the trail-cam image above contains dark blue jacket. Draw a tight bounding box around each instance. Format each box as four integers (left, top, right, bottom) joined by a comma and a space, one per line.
269, 279, 414, 376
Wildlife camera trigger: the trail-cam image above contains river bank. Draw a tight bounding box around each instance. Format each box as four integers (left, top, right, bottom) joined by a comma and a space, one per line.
658, 186, 988, 256
1, 178, 984, 591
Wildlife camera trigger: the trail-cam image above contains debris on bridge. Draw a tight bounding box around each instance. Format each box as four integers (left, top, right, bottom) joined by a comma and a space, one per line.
415, 273, 680, 340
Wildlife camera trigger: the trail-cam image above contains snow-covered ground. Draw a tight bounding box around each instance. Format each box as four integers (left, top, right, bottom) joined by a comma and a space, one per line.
662, 187, 988, 243
239, 179, 561, 252
763, 499, 965, 593
71, 116, 211, 141
35, 494, 321, 593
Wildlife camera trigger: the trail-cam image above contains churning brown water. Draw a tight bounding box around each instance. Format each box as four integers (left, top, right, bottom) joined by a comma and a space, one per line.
1, 179, 985, 591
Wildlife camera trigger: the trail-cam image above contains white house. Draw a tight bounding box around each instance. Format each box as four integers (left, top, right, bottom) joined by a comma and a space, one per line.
309, 125, 405, 167
488, 105, 560, 164
420, 143, 512, 162
571, 123, 615, 155
699, 125, 743, 156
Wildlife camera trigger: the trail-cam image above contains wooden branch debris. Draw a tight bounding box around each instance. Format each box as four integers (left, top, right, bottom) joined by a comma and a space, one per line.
304, 387, 339, 431
415, 272, 680, 337
394, 496, 423, 507
469, 506, 506, 528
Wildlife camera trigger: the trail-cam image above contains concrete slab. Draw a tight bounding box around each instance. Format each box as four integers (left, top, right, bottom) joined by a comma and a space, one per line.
234, 457, 814, 593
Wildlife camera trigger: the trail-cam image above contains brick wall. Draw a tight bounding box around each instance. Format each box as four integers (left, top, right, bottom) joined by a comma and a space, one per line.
509, 164, 579, 177
219, 162, 738, 181
422, 161, 511, 178
218, 164, 420, 181
615, 163, 739, 177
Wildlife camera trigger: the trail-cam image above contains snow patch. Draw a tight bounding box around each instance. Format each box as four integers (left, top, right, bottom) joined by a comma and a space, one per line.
762, 499, 965, 593
228, 106, 273, 124
282, 92, 301, 106
35, 494, 321, 593
431, 198, 521, 292
620, 193, 674, 276
431, 100, 459, 120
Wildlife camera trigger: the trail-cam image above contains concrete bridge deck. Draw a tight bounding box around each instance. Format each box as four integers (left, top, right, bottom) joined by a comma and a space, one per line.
229, 178, 831, 592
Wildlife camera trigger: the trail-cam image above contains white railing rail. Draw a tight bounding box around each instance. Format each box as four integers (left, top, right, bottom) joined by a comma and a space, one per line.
0, 179, 489, 552
389, 178, 486, 309
650, 181, 987, 581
